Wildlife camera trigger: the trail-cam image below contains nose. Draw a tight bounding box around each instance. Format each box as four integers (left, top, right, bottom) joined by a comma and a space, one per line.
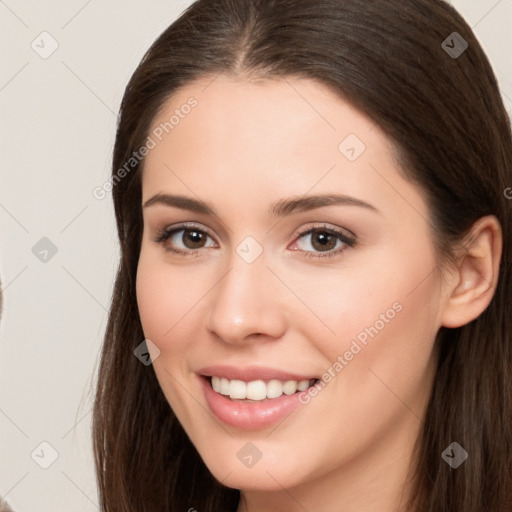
205, 253, 287, 345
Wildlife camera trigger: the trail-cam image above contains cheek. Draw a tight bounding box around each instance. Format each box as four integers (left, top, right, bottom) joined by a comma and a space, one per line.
278, 239, 440, 352
284, 240, 441, 410
135, 250, 207, 416
136, 263, 174, 342
136, 249, 205, 343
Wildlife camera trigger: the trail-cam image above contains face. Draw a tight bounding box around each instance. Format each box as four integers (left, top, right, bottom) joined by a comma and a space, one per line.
136, 75, 446, 492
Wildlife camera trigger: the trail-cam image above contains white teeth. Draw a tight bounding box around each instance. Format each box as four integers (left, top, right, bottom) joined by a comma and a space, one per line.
229, 379, 246, 399
246, 380, 267, 400
267, 379, 284, 399
297, 379, 310, 391
210, 376, 315, 401
283, 380, 298, 395
219, 377, 230, 395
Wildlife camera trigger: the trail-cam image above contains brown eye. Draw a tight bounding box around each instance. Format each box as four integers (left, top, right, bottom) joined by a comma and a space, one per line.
310, 231, 337, 252
182, 229, 207, 249
155, 225, 217, 254
290, 225, 356, 258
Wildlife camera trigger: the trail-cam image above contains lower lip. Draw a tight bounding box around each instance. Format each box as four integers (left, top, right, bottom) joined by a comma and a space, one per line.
200, 376, 308, 429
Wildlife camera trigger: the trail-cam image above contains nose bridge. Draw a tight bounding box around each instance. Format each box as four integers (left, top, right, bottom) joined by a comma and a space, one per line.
205, 245, 286, 344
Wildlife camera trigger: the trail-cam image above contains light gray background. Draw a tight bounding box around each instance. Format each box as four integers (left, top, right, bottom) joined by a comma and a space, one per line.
1, 0, 511, 510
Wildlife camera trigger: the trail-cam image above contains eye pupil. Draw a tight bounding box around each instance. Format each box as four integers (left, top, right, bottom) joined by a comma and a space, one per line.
312, 231, 336, 251
183, 229, 205, 248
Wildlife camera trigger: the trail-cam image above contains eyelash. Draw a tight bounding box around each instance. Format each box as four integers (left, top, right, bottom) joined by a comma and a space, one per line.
152, 222, 357, 259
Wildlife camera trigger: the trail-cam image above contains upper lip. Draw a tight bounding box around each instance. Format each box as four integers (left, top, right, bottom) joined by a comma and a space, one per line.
197, 364, 318, 382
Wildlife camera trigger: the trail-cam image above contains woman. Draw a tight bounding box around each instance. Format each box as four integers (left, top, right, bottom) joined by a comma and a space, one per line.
92, 0, 512, 510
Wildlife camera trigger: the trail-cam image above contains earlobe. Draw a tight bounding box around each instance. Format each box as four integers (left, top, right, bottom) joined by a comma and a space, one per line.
440, 215, 502, 329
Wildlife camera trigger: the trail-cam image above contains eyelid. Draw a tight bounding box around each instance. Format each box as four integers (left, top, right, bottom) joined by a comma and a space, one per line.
152, 222, 219, 256
153, 221, 357, 257
290, 222, 356, 243
154, 221, 217, 242
287, 223, 356, 257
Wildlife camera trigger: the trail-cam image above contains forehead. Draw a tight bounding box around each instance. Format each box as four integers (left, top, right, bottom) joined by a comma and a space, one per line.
145, 75, 384, 164
140, 75, 427, 224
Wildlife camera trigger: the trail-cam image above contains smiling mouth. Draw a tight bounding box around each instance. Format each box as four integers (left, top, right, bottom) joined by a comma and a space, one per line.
206, 375, 320, 402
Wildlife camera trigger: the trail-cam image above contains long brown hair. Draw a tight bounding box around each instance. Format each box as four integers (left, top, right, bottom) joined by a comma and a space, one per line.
92, 1, 512, 510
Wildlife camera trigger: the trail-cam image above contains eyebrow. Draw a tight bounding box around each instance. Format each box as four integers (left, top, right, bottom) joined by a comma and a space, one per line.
143, 193, 381, 217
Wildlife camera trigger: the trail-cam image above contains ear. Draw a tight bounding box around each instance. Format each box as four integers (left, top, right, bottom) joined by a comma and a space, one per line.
440, 215, 502, 328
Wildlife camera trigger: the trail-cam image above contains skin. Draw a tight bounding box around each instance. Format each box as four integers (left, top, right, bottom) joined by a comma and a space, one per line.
136, 75, 502, 512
